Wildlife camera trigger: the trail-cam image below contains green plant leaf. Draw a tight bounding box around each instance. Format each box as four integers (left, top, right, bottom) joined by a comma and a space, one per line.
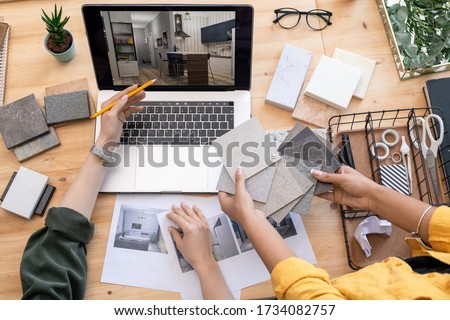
396, 6, 409, 22
396, 31, 411, 46
404, 43, 418, 58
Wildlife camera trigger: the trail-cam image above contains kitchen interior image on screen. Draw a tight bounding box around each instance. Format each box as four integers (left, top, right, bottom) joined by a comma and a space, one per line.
101, 10, 236, 86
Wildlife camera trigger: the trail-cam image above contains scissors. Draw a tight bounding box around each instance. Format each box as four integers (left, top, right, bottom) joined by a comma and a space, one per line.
409, 114, 444, 201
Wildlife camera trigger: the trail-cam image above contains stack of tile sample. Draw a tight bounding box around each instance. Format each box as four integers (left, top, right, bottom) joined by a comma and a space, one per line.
214, 119, 340, 222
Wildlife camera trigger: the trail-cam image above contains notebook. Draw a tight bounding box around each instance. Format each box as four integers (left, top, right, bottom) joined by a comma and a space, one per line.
0, 18, 10, 106
424, 77, 450, 194
82, 4, 254, 193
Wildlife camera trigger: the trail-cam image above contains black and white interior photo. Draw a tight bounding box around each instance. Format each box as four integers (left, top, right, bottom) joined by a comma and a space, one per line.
114, 205, 168, 253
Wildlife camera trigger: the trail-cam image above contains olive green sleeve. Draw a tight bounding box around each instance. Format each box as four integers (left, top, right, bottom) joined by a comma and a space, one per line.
20, 207, 95, 300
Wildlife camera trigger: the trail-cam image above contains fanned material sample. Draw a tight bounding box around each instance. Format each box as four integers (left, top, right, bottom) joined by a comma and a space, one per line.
255, 158, 307, 217
284, 155, 320, 216
213, 118, 280, 182
0, 94, 49, 149
216, 163, 277, 203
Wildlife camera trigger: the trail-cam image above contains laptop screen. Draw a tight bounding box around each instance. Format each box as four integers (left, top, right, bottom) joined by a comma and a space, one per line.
82, 5, 253, 91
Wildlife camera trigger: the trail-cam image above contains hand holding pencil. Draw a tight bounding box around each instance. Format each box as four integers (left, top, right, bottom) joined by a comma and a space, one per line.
94, 84, 148, 146
91, 79, 156, 119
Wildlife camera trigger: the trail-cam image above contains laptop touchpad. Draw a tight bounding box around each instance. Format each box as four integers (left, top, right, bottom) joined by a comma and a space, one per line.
135, 146, 208, 191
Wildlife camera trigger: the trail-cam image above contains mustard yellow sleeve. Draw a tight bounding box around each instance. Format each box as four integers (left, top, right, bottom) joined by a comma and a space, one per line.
271, 257, 346, 300
428, 206, 450, 253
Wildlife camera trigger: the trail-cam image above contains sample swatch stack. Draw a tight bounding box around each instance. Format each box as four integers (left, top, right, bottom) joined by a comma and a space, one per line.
214, 119, 340, 222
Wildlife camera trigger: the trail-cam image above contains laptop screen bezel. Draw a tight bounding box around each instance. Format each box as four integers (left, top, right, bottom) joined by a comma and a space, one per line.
82, 4, 253, 92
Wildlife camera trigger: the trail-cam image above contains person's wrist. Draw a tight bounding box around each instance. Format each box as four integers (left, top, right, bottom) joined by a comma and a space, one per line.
193, 256, 218, 276
367, 182, 384, 212
239, 209, 265, 229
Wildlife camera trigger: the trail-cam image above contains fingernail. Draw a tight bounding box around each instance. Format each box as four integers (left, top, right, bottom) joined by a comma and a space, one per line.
311, 169, 321, 177
236, 167, 242, 175
121, 95, 128, 100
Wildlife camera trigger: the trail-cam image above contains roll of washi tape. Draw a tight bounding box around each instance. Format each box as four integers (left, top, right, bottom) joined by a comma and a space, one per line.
371, 142, 389, 161
381, 129, 400, 147
391, 152, 402, 163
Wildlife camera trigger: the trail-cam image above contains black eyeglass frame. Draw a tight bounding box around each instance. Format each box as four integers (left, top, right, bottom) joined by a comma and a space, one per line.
273, 8, 333, 31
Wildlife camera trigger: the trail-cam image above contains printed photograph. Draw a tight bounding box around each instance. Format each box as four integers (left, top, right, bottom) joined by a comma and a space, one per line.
114, 205, 168, 253
175, 214, 239, 273
233, 213, 298, 253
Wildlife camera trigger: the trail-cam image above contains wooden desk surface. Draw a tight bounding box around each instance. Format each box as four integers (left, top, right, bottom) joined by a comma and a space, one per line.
1, 0, 449, 300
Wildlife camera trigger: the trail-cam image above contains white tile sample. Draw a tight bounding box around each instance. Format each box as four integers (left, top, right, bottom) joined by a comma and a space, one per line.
332, 48, 376, 99
213, 118, 280, 182
305, 55, 361, 110
1, 166, 48, 219
265, 44, 313, 111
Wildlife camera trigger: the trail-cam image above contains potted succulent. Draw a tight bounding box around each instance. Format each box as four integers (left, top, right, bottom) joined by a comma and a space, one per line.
41, 4, 76, 62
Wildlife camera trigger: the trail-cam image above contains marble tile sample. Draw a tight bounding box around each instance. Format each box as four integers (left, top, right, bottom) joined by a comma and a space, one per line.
305, 55, 361, 110
0, 94, 49, 149
216, 163, 277, 203
13, 127, 60, 162
268, 130, 290, 149
332, 48, 376, 99
213, 118, 280, 182
45, 78, 96, 115
255, 158, 307, 217
265, 44, 312, 111
45, 90, 90, 125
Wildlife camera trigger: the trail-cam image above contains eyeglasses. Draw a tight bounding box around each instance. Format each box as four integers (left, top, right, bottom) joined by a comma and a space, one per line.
273, 8, 333, 31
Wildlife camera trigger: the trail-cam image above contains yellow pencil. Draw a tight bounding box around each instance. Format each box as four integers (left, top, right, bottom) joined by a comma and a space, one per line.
90, 79, 157, 119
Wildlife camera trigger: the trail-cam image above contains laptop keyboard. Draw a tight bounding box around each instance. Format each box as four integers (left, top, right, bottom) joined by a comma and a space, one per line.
120, 101, 234, 145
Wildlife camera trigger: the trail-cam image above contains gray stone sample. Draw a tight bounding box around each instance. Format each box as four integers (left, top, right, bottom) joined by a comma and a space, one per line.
44, 90, 90, 125
0, 94, 49, 149
13, 127, 60, 162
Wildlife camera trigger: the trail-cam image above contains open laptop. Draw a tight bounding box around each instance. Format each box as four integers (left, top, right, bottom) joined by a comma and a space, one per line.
82, 4, 253, 192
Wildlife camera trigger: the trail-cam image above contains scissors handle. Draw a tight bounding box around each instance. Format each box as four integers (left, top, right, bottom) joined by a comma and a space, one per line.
424, 114, 444, 156
409, 116, 427, 154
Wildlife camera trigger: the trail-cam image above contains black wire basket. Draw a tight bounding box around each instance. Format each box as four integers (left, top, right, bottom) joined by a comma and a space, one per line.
327, 108, 450, 269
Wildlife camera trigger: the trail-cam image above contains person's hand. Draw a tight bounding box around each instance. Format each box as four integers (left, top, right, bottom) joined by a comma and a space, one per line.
167, 203, 216, 273
96, 85, 145, 146
218, 167, 262, 226
312, 166, 380, 211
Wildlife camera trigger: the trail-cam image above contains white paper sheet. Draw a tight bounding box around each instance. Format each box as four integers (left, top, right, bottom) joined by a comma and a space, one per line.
101, 194, 316, 299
